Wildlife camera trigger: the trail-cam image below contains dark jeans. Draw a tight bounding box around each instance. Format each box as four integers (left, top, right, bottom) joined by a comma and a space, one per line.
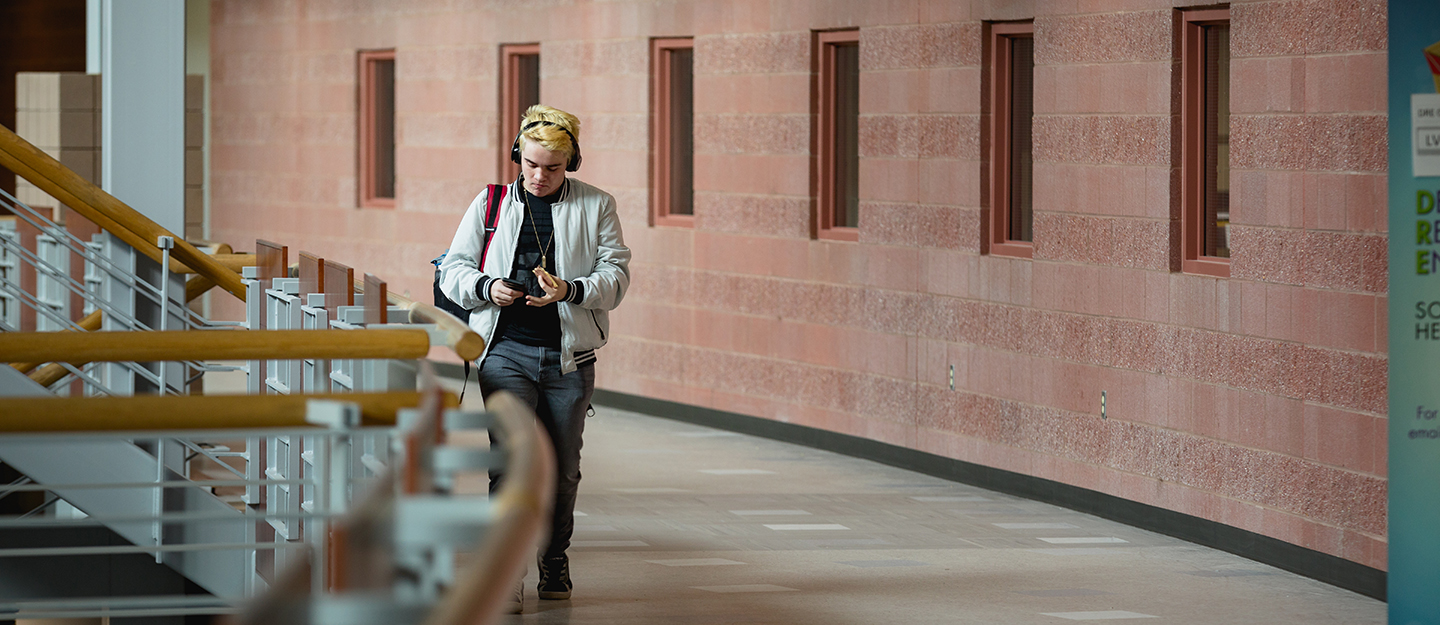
479, 337, 594, 559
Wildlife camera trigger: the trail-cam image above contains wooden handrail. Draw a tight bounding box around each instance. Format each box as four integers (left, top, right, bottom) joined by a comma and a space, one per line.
0, 328, 432, 364
424, 391, 554, 625
10, 309, 104, 374
172, 253, 255, 274
0, 123, 247, 300
0, 391, 457, 433
15, 273, 482, 388
27, 361, 77, 388
355, 279, 485, 362
19, 277, 215, 385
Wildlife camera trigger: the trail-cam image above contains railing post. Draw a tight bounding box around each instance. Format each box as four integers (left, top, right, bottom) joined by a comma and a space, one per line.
153, 435, 165, 563
0, 225, 17, 331
157, 236, 173, 395
242, 266, 262, 395
305, 399, 360, 594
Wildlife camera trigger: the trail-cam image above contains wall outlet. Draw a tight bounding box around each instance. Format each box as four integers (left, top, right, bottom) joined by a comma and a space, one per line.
949, 365, 955, 391
1101, 390, 1107, 419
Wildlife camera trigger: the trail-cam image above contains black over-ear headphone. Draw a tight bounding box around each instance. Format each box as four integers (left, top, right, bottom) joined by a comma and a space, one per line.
510, 120, 583, 172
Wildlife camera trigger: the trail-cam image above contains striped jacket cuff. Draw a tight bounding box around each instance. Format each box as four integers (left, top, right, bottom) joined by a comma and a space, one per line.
566, 280, 585, 304
477, 277, 495, 304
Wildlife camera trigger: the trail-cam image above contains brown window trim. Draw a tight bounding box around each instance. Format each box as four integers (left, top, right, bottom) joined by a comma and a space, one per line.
815, 29, 860, 242
651, 37, 695, 228
358, 49, 396, 209
987, 21, 1035, 259
1179, 7, 1231, 277
499, 43, 541, 184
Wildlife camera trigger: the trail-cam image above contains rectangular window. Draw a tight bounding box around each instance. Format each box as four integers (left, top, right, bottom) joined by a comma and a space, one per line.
816, 30, 860, 241
500, 44, 541, 184
1181, 8, 1231, 276
987, 22, 1035, 258
358, 50, 396, 208
651, 37, 695, 226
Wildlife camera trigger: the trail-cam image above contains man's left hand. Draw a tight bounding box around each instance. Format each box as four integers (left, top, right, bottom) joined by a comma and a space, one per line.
527, 267, 568, 306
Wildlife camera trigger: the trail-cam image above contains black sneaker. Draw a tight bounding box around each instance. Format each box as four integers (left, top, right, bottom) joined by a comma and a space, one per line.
537, 554, 572, 600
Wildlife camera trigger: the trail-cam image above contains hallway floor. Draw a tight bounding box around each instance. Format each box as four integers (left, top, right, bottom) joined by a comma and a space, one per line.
503, 404, 1384, 624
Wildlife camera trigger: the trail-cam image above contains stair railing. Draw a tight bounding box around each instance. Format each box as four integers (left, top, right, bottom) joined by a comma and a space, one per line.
2, 101, 533, 625
0, 123, 244, 300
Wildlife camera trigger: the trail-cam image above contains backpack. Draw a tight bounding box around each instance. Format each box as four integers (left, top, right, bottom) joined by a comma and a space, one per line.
431, 183, 507, 398
432, 183, 508, 321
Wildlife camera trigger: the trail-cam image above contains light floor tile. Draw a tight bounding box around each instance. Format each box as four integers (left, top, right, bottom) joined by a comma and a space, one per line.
1041, 610, 1158, 620
646, 558, 746, 567
576, 525, 617, 531
692, 584, 798, 593
699, 469, 776, 475
573, 511, 587, 516
674, 431, 741, 437
1029, 548, 1131, 556
764, 523, 849, 531
621, 449, 683, 454
729, 509, 810, 516
610, 487, 691, 493
1039, 537, 1129, 544
571, 540, 649, 548
995, 522, 1079, 530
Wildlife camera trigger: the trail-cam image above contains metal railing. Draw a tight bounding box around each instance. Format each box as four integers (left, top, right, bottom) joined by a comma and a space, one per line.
1, 118, 541, 624
0, 384, 550, 624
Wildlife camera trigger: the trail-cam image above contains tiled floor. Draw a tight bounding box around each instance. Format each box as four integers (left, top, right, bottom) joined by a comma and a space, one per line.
504, 404, 1385, 624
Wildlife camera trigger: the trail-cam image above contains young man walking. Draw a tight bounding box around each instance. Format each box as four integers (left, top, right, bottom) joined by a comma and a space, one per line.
438, 104, 631, 611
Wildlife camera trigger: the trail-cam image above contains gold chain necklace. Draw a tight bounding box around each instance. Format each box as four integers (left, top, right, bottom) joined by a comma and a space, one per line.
522, 189, 556, 271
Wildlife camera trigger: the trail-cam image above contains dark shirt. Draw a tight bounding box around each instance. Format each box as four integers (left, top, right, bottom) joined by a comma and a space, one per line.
495, 187, 562, 348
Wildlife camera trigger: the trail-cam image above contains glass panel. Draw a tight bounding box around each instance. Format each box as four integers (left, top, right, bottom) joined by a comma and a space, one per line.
1008, 35, 1035, 242
373, 58, 396, 199
834, 42, 860, 228
1204, 25, 1230, 258
669, 47, 694, 216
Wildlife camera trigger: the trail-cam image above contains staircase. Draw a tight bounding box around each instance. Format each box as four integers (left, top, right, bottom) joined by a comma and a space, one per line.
0, 123, 549, 624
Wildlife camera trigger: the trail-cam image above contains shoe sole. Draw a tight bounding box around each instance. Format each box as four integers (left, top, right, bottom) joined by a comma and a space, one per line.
538, 590, 572, 600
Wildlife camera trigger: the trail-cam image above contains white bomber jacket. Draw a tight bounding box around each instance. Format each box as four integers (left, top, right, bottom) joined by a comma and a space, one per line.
438, 178, 631, 373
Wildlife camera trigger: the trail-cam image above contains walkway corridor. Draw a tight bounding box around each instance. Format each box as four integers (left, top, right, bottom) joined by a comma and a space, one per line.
506, 405, 1385, 624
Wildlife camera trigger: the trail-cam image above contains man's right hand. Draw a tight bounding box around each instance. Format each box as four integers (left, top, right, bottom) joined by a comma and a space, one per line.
490, 279, 525, 306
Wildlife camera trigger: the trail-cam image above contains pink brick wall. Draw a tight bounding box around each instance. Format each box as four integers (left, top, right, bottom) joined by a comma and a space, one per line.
208, 0, 1389, 570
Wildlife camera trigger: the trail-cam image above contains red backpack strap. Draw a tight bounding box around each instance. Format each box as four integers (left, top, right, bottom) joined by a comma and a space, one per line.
478, 183, 508, 265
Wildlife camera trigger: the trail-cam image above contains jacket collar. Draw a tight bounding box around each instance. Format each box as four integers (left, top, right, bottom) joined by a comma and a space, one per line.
509, 178, 572, 205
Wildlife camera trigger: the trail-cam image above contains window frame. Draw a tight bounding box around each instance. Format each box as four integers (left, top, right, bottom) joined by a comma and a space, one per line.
499, 43, 541, 184
1179, 7, 1231, 277
986, 21, 1036, 259
651, 37, 696, 227
358, 49, 396, 209
814, 29, 861, 242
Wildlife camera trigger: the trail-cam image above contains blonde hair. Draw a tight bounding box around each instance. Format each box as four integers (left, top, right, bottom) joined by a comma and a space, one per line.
517, 104, 581, 160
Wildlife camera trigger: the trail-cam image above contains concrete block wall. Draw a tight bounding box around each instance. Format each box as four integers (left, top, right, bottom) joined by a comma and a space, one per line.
16, 72, 206, 242
16, 72, 101, 219
206, 0, 1389, 571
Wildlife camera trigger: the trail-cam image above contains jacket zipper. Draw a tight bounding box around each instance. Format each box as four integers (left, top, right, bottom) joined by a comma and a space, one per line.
590, 309, 605, 341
